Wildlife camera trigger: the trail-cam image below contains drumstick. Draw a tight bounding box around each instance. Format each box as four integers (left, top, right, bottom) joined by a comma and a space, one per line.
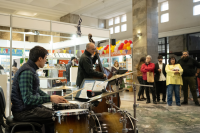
63, 87, 85, 98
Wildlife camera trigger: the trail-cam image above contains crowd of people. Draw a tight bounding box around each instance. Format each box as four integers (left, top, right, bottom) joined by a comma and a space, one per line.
136, 51, 200, 106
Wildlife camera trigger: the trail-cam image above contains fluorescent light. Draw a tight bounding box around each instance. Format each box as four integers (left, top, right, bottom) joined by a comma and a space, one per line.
16, 11, 37, 17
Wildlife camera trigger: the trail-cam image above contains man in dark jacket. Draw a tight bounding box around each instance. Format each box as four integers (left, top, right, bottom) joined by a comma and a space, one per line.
11, 46, 67, 133
66, 57, 77, 85
154, 55, 166, 103
76, 42, 106, 87
178, 51, 200, 106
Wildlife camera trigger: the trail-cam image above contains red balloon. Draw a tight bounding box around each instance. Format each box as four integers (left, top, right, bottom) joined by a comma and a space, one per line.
128, 40, 132, 44
104, 45, 109, 50
124, 40, 128, 44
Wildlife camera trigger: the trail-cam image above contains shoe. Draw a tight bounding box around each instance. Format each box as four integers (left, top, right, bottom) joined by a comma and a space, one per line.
195, 102, 200, 106
146, 101, 150, 104
153, 101, 157, 104
137, 98, 144, 101
162, 101, 167, 104
181, 101, 188, 105
168, 104, 172, 106
157, 101, 160, 104
176, 104, 181, 106
141, 97, 146, 100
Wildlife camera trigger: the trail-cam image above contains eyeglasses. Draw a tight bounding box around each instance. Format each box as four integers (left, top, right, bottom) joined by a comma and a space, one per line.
183, 54, 188, 55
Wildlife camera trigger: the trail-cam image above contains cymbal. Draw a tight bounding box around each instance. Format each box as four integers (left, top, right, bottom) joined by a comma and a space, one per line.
98, 72, 134, 85
53, 86, 77, 90
87, 88, 130, 103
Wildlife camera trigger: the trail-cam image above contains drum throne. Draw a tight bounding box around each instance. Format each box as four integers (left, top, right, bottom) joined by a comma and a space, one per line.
0, 87, 43, 133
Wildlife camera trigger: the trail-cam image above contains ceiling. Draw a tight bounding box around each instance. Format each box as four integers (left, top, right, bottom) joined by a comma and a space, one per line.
0, 0, 165, 21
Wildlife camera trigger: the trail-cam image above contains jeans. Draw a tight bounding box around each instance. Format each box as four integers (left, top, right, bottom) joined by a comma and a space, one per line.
182, 77, 198, 103
143, 80, 156, 102
155, 81, 166, 102
137, 76, 145, 97
167, 84, 180, 105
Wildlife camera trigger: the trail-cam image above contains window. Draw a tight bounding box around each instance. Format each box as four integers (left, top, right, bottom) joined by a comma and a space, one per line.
121, 24, 127, 32
115, 26, 120, 33
161, 13, 169, 23
109, 18, 113, 26
193, 5, 200, 15
121, 14, 127, 22
115, 17, 120, 24
161, 1, 169, 11
109, 27, 113, 34
194, 0, 200, 2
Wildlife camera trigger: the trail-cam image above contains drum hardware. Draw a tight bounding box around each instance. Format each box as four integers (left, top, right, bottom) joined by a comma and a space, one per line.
56, 111, 62, 124
119, 111, 128, 133
61, 116, 65, 121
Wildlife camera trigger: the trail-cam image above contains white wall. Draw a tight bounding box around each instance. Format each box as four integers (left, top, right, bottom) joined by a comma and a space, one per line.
106, 12, 132, 40
158, 0, 200, 33
81, 15, 99, 28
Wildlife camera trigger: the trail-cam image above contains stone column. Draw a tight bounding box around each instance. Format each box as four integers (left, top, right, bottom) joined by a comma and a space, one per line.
132, 0, 158, 80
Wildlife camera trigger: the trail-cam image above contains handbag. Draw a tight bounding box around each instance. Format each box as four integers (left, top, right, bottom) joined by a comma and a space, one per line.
147, 72, 154, 83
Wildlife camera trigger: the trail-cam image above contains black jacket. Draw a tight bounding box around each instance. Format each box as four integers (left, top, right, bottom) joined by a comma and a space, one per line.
154, 62, 166, 82
178, 57, 200, 77
76, 50, 104, 87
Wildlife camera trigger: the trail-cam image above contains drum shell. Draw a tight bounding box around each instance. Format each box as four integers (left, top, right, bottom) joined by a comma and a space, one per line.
54, 110, 89, 133
90, 112, 134, 133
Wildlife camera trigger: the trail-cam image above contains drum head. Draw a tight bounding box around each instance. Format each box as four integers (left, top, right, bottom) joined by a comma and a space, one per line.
55, 109, 88, 115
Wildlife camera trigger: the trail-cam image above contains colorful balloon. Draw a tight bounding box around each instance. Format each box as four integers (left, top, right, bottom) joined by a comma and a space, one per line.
128, 40, 132, 44
124, 40, 128, 44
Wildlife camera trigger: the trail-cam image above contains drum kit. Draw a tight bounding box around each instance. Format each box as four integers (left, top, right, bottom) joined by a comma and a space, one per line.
52, 72, 153, 133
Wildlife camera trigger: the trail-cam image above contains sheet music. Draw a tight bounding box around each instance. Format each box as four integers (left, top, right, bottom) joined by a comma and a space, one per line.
79, 83, 94, 98
93, 81, 108, 91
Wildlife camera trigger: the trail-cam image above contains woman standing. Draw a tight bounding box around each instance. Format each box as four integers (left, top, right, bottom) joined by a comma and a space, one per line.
165, 56, 183, 106
136, 57, 146, 101
111, 61, 125, 90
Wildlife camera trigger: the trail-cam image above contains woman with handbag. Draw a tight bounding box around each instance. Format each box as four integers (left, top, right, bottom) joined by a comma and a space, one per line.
141, 55, 157, 104
136, 57, 146, 101
165, 56, 183, 106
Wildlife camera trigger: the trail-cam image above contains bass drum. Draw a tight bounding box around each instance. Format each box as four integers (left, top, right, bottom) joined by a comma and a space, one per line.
89, 112, 134, 133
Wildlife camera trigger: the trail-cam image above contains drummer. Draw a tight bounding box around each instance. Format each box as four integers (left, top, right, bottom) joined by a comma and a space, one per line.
76, 42, 107, 87
11, 46, 67, 133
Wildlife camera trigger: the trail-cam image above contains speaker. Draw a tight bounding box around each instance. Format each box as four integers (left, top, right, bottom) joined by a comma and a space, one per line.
111, 39, 116, 46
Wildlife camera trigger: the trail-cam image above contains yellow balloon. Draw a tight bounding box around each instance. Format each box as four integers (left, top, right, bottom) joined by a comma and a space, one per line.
127, 46, 131, 50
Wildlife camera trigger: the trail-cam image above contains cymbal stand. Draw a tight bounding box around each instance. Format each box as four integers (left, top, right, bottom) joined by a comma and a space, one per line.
88, 102, 102, 133
133, 84, 137, 133
106, 99, 138, 133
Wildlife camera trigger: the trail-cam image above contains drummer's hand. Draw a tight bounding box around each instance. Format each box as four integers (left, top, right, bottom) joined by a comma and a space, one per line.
103, 74, 107, 78
50, 95, 66, 104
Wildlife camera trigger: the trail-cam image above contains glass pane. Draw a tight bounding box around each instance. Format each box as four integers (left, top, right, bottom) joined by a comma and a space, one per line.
121, 24, 127, 32
193, 5, 200, 16
161, 1, 169, 11
121, 14, 127, 22
115, 26, 120, 33
109, 27, 113, 34
109, 18, 113, 26
115, 17, 120, 24
194, 0, 200, 2
161, 13, 169, 23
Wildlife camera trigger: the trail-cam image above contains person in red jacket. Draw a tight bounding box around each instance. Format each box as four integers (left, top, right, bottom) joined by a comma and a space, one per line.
141, 55, 157, 104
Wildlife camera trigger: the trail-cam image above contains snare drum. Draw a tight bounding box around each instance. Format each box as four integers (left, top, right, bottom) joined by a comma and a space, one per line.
52, 103, 79, 111
52, 101, 89, 111
89, 112, 134, 133
54, 109, 89, 133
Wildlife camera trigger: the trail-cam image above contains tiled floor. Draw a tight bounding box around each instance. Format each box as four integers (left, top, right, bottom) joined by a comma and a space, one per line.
120, 90, 200, 133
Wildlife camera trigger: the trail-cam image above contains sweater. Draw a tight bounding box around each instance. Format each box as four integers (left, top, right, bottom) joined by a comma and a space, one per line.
140, 62, 155, 81
165, 64, 183, 86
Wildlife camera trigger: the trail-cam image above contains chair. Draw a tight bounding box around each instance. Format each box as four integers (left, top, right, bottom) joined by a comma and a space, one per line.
0, 87, 42, 133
